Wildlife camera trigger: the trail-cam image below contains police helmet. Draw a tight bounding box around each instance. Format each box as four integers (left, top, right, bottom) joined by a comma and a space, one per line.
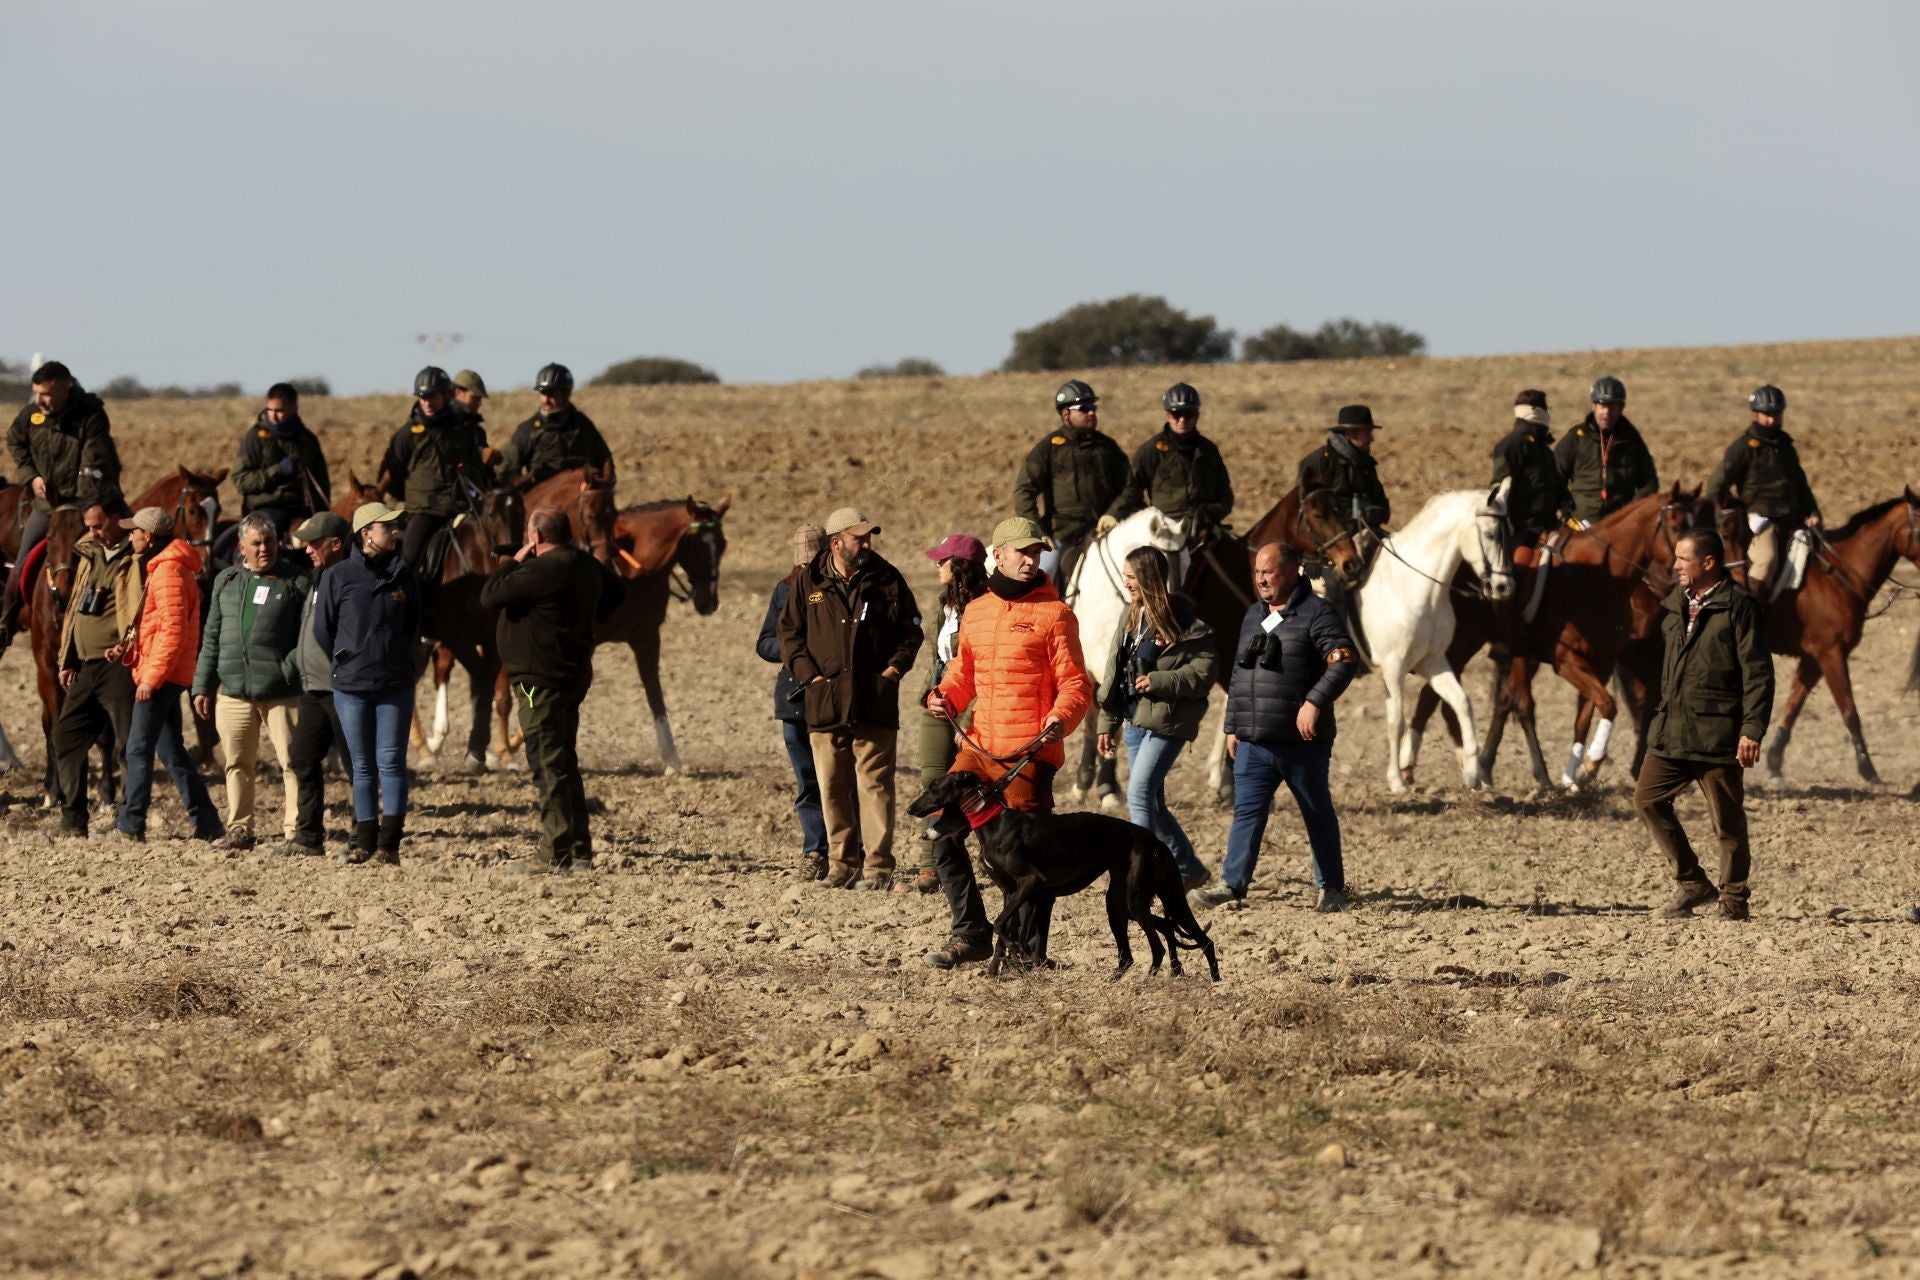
413, 366, 453, 398
1589, 376, 1627, 406
1748, 385, 1787, 415
536, 363, 575, 396
1162, 383, 1202, 415
1054, 379, 1098, 412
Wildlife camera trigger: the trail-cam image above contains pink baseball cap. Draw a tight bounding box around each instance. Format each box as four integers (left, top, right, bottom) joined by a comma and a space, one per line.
924, 533, 986, 564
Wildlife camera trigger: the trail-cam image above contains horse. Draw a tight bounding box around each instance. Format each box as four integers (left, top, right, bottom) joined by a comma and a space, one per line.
1059, 508, 1189, 810
1403, 483, 1709, 789
523, 463, 617, 565
22, 504, 91, 803
1361, 481, 1514, 793
1741, 488, 1920, 784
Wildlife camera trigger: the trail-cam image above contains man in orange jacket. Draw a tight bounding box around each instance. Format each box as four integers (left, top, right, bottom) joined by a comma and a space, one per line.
923, 516, 1093, 969
112, 507, 224, 843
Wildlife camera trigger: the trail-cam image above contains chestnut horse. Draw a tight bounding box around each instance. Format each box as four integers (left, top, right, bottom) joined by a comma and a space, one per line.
22, 505, 92, 802
522, 463, 617, 564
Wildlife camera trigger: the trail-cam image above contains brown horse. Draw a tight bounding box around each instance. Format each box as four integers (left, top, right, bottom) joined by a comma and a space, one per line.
1405, 484, 1708, 789
22, 504, 92, 802
1743, 489, 1920, 784
523, 463, 617, 564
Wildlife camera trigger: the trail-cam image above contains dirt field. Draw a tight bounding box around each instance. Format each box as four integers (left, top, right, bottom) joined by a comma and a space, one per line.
4, 338, 1920, 1278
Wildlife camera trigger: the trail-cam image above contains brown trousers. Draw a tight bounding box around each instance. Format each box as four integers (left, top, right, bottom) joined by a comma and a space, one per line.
811, 726, 897, 873
1634, 752, 1751, 903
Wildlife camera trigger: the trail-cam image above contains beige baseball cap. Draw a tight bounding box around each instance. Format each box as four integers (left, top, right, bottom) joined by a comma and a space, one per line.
990, 515, 1052, 551
351, 501, 406, 534
825, 507, 878, 537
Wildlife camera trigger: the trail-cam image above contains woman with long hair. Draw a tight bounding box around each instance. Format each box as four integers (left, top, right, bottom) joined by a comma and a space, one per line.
909, 533, 989, 893
1096, 546, 1217, 889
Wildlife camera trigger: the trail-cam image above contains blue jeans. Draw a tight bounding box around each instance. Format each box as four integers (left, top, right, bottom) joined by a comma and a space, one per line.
781, 718, 827, 856
333, 687, 414, 820
118, 682, 223, 838
1222, 737, 1343, 895
1123, 723, 1204, 882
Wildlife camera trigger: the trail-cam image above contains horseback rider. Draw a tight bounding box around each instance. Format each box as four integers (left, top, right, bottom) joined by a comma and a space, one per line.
1012, 379, 1129, 595
378, 366, 491, 572
1555, 376, 1659, 524
1706, 385, 1821, 596
1113, 383, 1234, 542
1297, 404, 1390, 531
229, 382, 331, 542
1, 361, 127, 651
497, 363, 614, 488
450, 369, 501, 487
1491, 389, 1574, 564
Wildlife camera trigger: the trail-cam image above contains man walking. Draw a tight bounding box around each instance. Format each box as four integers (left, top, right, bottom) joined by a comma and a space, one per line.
1013, 380, 1129, 592
231, 382, 330, 539
283, 511, 350, 857
50, 502, 141, 837
1195, 542, 1359, 912
192, 512, 313, 851
1706, 385, 1821, 597
924, 516, 1093, 968
779, 506, 923, 891
1114, 383, 1234, 539
1555, 376, 1658, 524
1636, 528, 1773, 921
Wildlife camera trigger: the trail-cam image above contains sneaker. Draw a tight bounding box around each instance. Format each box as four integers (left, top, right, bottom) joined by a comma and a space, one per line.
1657, 880, 1719, 919
1183, 869, 1213, 893
1315, 887, 1349, 914
861, 871, 894, 892
1716, 897, 1750, 922
924, 937, 991, 970
1191, 885, 1243, 911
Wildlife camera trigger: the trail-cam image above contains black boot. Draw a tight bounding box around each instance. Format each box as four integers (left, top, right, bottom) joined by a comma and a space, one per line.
375, 816, 403, 866
345, 819, 377, 865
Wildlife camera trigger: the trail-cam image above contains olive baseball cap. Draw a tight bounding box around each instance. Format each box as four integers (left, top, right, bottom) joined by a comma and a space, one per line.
292, 512, 350, 546
990, 516, 1052, 551
451, 369, 488, 398
351, 501, 406, 534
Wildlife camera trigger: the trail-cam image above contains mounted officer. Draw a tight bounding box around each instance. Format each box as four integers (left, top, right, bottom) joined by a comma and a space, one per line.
230, 382, 331, 540
1491, 389, 1573, 564
1296, 404, 1390, 530
377, 366, 490, 572
1555, 376, 1659, 524
1012, 379, 1129, 594
2, 360, 126, 650
1706, 385, 1821, 597
497, 363, 614, 488
1114, 382, 1234, 542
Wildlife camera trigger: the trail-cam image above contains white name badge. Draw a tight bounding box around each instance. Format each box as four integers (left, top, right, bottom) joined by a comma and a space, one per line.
253, 584, 271, 605
1260, 611, 1283, 633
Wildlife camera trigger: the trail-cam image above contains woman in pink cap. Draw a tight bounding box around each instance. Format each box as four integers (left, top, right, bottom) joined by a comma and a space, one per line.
907, 532, 988, 893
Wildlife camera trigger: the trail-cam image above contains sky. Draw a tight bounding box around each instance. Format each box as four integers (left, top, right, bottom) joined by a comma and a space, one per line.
11, 0, 1918, 395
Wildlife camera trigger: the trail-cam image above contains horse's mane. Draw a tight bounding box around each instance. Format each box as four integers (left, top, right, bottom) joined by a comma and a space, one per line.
1828, 497, 1906, 543
1394, 488, 1486, 539
625, 498, 690, 515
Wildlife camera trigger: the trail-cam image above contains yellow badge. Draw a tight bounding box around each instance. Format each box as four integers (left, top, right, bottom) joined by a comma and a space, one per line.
411, 424, 426, 434
1575, 428, 1586, 437
807, 590, 824, 604
1050, 435, 1067, 445
1155, 439, 1170, 452
1748, 438, 1760, 448
29, 412, 46, 426
257, 428, 270, 438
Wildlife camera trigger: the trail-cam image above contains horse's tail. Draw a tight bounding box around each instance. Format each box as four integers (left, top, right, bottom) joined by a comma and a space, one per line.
1905, 625, 1920, 696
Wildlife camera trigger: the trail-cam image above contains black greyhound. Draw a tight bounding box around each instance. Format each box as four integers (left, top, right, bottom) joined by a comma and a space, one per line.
909, 771, 1220, 981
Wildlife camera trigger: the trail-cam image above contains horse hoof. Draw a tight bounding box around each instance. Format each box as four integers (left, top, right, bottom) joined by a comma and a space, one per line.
1098, 793, 1123, 815
462, 754, 486, 775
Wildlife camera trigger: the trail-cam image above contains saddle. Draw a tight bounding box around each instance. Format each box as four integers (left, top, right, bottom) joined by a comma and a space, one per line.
417, 518, 466, 586
1771, 528, 1812, 601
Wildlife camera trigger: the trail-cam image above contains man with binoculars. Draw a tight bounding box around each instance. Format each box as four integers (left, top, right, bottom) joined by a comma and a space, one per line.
1192, 541, 1360, 914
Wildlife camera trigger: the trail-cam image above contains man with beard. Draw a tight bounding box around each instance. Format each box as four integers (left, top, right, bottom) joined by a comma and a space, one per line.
378, 367, 490, 572
779, 506, 923, 891
498, 363, 614, 487
230, 382, 331, 542
1115, 382, 1235, 540
1556, 376, 1659, 524
1013, 380, 1129, 594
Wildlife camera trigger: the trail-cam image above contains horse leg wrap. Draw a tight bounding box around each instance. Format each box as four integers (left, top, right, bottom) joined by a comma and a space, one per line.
1586, 718, 1614, 764
1560, 741, 1585, 788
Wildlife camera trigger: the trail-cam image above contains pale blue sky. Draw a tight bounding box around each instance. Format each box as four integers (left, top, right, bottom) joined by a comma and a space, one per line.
11, 0, 1917, 394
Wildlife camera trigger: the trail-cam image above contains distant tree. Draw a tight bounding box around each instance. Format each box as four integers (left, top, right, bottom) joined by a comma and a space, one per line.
0, 358, 28, 404
856, 357, 945, 379
1002, 295, 1235, 372
1242, 317, 1427, 362
99, 374, 152, 400
591, 357, 720, 387
285, 376, 332, 397
100, 375, 249, 400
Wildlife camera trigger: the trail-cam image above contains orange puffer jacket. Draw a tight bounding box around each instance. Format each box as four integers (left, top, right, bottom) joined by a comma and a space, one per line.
934, 577, 1092, 769
132, 537, 203, 690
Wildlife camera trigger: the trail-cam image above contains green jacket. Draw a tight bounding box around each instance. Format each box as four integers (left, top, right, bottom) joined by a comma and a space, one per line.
499, 406, 613, 486
1491, 420, 1571, 540
1013, 426, 1129, 548
1096, 608, 1218, 741
1554, 414, 1659, 521
1646, 579, 1773, 765
232, 412, 331, 516
191, 554, 314, 701
7, 390, 123, 513
378, 403, 488, 518
1116, 428, 1234, 532
1706, 424, 1820, 526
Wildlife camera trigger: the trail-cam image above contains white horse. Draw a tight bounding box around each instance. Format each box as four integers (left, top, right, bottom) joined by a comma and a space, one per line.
1360, 480, 1514, 793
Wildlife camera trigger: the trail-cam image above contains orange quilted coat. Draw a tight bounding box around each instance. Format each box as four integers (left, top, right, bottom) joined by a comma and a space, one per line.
131, 537, 203, 689
932, 577, 1092, 769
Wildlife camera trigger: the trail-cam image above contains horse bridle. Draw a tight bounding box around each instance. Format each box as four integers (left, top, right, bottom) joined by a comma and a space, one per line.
667, 511, 725, 604
174, 480, 221, 549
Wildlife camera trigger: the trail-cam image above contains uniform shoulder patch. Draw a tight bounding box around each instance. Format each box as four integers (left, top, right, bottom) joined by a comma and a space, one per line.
29, 412, 46, 426
1575, 428, 1586, 437
1326, 647, 1356, 665
257, 428, 270, 438
1748, 438, 1760, 448
806, 590, 824, 604
1155, 439, 1170, 452
1050, 435, 1068, 446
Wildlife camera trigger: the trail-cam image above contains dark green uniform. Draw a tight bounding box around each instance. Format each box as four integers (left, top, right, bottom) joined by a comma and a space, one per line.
1705, 424, 1820, 526
1554, 415, 1659, 522
6, 389, 123, 513
1115, 427, 1234, 533
232, 412, 331, 518
1012, 426, 1128, 549
378, 403, 488, 520
1296, 435, 1390, 527
1491, 421, 1571, 542
499, 406, 613, 486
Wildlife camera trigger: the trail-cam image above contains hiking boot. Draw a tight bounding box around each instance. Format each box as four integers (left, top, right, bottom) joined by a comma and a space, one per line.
896, 868, 940, 895
269, 840, 324, 858
1191, 885, 1243, 911
341, 819, 378, 865
1183, 869, 1214, 893
814, 863, 860, 890
507, 857, 568, 876
1716, 897, 1750, 922
1315, 887, 1349, 914
219, 827, 256, 852
96, 825, 145, 845
800, 852, 828, 881
375, 816, 404, 866
924, 937, 991, 970
1657, 880, 1718, 919
861, 871, 894, 892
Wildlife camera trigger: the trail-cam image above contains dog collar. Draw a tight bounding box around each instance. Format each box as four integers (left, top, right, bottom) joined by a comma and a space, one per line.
964, 796, 1005, 829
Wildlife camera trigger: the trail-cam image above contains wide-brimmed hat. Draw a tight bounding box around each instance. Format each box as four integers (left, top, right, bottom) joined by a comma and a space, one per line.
351, 501, 405, 534
825, 507, 878, 537
1334, 404, 1379, 430
292, 512, 350, 546
925, 533, 986, 564
989, 516, 1052, 551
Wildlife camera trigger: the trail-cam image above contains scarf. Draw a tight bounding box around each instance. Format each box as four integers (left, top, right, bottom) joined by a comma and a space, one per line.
988, 570, 1045, 600
1513, 404, 1551, 428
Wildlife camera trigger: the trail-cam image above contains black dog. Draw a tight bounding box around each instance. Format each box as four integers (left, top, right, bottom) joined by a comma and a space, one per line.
909, 771, 1220, 981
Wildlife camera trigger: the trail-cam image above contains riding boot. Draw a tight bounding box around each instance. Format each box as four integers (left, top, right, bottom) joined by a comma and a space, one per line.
345, 819, 378, 865
375, 816, 404, 866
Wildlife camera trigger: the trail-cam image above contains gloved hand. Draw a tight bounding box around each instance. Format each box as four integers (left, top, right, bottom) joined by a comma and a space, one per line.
1096, 514, 1119, 536
277, 455, 299, 477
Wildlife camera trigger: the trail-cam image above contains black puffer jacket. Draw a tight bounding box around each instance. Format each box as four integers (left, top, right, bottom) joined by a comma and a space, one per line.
757, 576, 806, 723
1223, 584, 1358, 746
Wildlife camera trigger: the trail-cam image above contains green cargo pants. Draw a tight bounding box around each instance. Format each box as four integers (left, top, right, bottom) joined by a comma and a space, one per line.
515, 682, 591, 866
